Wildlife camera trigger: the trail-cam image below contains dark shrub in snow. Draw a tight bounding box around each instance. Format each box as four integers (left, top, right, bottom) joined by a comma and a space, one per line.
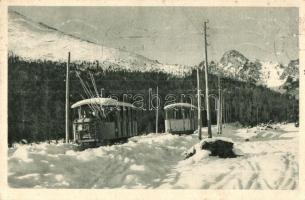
200, 138, 237, 158
184, 137, 237, 159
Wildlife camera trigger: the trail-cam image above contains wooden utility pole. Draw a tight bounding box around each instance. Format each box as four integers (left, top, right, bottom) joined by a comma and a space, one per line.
204, 21, 212, 138
222, 96, 227, 124
65, 52, 71, 143
217, 82, 220, 134
197, 68, 202, 140
256, 106, 259, 124
219, 77, 223, 134
226, 104, 228, 124
286, 106, 288, 122
291, 96, 295, 122
217, 75, 222, 134
155, 85, 159, 134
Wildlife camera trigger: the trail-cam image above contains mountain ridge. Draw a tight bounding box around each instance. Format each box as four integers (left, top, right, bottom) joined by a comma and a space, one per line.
8, 10, 194, 77
8, 10, 299, 93
217, 49, 298, 91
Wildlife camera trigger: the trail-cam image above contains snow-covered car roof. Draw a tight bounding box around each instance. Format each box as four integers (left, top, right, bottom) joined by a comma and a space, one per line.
164, 103, 197, 110
71, 97, 136, 109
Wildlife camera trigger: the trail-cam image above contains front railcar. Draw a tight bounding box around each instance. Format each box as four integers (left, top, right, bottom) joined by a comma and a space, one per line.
72, 117, 99, 144
71, 98, 139, 146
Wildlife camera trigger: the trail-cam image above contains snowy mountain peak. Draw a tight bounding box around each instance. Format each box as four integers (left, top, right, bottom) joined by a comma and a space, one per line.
220, 50, 249, 69
218, 50, 253, 81
218, 50, 298, 90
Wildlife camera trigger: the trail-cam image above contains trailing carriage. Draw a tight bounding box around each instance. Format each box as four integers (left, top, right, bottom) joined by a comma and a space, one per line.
71, 97, 138, 147
164, 103, 198, 135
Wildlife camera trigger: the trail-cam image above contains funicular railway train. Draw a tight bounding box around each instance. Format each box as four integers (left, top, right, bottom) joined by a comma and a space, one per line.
71, 97, 138, 146
164, 103, 198, 134
71, 97, 199, 147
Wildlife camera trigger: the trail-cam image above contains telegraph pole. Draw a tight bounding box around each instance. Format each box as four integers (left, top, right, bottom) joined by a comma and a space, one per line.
217, 77, 220, 134
218, 75, 222, 134
155, 85, 159, 134
204, 21, 212, 138
197, 68, 202, 140
256, 106, 259, 124
65, 52, 71, 143
222, 96, 227, 124
217, 75, 221, 134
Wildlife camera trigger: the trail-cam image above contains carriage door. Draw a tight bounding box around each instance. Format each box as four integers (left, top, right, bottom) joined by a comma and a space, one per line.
133, 109, 137, 136
190, 109, 194, 130
127, 107, 130, 137
115, 108, 121, 138
128, 108, 133, 136
120, 107, 125, 138
182, 108, 185, 131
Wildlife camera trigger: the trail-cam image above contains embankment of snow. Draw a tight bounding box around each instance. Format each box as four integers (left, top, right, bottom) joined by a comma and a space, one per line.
8, 133, 198, 188
159, 123, 298, 189
8, 123, 298, 189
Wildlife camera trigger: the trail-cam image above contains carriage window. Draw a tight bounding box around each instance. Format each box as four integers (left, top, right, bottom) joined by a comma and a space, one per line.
128, 108, 132, 121
122, 107, 127, 121
184, 109, 191, 119
165, 110, 170, 119
132, 109, 137, 121
84, 124, 89, 130
120, 107, 123, 120
170, 108, 183, 119
166, 109, 176, 119
182, 109, 187, 118
166, 107, 196, 119
78, 123, 89, 131
78, 107, 82, 119
178, 108, 183, 119
82, 109, 86, 118
105, 109, 116, 122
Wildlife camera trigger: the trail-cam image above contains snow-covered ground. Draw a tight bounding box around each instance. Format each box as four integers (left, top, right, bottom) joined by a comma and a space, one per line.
8, 123, 298, 189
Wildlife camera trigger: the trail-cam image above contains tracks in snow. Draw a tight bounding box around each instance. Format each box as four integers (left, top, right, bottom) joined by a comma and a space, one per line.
159, 139, 298, 189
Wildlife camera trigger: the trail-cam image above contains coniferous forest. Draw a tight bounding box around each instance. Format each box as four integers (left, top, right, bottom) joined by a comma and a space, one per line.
8, 55, 298, 146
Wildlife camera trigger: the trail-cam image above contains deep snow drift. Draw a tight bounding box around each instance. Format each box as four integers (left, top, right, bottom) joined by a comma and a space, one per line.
8, 123, 298, 189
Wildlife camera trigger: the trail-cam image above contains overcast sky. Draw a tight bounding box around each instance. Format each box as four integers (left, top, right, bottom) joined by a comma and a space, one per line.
10, 6, 299, 66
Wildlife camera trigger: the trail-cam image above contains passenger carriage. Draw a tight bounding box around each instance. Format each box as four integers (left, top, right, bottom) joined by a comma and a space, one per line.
71, 97, 138, 146
164, 103, 198, 134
